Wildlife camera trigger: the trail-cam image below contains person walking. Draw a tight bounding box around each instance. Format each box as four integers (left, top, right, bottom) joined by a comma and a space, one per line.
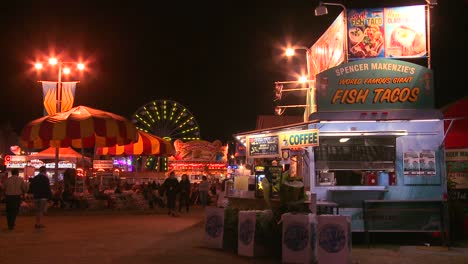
4, 168, 28, 230
162, 171, 179, 216
198, 175, 210, 208
178, 174, 191, 213
29, 166, 52, 229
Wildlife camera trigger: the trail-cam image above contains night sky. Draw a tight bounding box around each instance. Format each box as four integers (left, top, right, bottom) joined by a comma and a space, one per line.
0, 0, 466, 143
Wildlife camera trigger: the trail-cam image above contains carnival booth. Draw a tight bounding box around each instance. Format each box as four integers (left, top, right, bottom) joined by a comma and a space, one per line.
4, 147, 91, 183
168, 139, 228, 182
95, 130, 175, 183
91, 130, 175, 210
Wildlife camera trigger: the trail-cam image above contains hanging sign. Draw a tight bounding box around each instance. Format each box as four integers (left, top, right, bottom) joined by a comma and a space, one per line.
279, 129, 319, 149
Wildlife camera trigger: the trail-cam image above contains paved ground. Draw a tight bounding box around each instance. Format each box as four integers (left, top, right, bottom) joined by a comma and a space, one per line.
1, 206, 467, 264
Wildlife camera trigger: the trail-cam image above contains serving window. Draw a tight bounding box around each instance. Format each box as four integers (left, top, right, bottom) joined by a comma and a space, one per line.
314, 136, 396, 186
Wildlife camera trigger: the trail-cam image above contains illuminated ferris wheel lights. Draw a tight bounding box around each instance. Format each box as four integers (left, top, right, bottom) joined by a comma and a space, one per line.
133, 99, 200, 146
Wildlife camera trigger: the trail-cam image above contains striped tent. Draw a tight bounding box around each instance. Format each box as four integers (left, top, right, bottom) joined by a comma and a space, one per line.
95, 130, 175, 156
20, 105, 138, 149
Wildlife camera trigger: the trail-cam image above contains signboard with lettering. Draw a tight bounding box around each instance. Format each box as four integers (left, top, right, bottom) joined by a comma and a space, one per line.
316, 58, 433, 111
446, 149, 468, 189
4, 155, 27, 168
279, 129, 319, 149
246, 135, 280, 159
93, 159, 114, 170
446, 149, 468, 202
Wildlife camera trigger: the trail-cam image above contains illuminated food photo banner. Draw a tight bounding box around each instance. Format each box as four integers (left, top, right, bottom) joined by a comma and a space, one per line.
309, 12, 346, 80
316, 58, 434, 111
347, 5, 426, 60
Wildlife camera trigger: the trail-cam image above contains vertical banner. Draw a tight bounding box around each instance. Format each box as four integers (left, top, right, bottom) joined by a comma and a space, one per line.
60, 82, 77, 112
42, 81, 77, 115
42, 81, 57, 116
238, 211, 256, 257
204, 206, 225, 249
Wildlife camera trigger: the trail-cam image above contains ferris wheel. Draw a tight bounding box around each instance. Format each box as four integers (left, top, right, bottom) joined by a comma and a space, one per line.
132, 99, 201, 142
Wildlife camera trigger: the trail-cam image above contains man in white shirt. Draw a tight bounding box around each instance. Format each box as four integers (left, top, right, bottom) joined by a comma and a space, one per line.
4, 168, 28, 230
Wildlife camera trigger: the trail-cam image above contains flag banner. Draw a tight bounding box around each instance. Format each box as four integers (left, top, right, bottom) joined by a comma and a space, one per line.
42, 81, 57, 116
42, 81, 77, 115
61, 82, 77, 112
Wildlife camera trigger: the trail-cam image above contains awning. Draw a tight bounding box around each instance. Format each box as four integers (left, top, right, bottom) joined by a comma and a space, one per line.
95, 130, 175, 156
442, 97, 468, 149
27, 147, 91, 163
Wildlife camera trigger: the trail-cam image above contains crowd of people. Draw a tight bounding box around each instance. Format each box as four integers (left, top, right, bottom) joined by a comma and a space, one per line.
1, 168, 225, 230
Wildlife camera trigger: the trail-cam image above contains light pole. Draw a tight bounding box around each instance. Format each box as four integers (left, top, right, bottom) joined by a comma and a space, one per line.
35, 58, 85, 114
34, 57, 85, 184
284, 47, 314, 121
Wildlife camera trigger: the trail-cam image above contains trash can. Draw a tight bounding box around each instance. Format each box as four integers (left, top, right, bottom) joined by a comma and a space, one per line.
317, 215, 351, 264
281, 212, 317, 264
204, 206, 225, 249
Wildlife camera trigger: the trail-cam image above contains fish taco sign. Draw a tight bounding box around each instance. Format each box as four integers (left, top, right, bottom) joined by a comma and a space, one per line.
316, 58, 433, 111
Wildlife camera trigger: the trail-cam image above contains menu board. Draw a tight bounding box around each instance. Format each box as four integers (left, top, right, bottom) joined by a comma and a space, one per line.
247, 135, 280, 158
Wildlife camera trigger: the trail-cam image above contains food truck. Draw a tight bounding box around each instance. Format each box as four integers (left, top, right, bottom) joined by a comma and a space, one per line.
233, 4, 447, 235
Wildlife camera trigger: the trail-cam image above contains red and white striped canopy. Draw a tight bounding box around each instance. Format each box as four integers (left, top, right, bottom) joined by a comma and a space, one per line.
95, 130, 175, 156
20, 105, 138, 149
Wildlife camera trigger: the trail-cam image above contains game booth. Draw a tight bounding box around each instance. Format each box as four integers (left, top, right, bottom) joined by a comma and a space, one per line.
168, 139, 228, 182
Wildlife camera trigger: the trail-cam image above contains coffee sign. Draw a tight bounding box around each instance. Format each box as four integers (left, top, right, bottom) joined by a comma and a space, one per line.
279, 129, 319, 149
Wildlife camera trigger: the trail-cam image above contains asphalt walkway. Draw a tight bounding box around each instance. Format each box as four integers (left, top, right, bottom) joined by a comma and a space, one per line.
1, 206, 467, 264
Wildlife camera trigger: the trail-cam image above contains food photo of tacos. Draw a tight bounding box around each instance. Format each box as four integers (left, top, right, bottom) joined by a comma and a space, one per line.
349, 25, 384, 58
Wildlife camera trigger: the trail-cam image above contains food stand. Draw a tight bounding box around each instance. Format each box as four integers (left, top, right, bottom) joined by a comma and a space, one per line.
168, 139, 228, 181
232, 4, 447, 237
309, 48, 447, 236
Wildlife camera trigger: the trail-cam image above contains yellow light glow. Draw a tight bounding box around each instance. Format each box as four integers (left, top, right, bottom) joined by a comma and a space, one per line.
299, 75, 308, 83
285, 48, 295, 57
48, 58, 58, 65
63, 67, 71, 74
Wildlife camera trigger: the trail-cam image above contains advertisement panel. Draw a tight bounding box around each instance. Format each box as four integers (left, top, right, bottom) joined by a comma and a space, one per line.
384, 5, 427, 58
347, 8, 385, 59
309, 11, 346, 80
347, 5, 427, 60
316, 58, 433, 111
446, 149, 468, 189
